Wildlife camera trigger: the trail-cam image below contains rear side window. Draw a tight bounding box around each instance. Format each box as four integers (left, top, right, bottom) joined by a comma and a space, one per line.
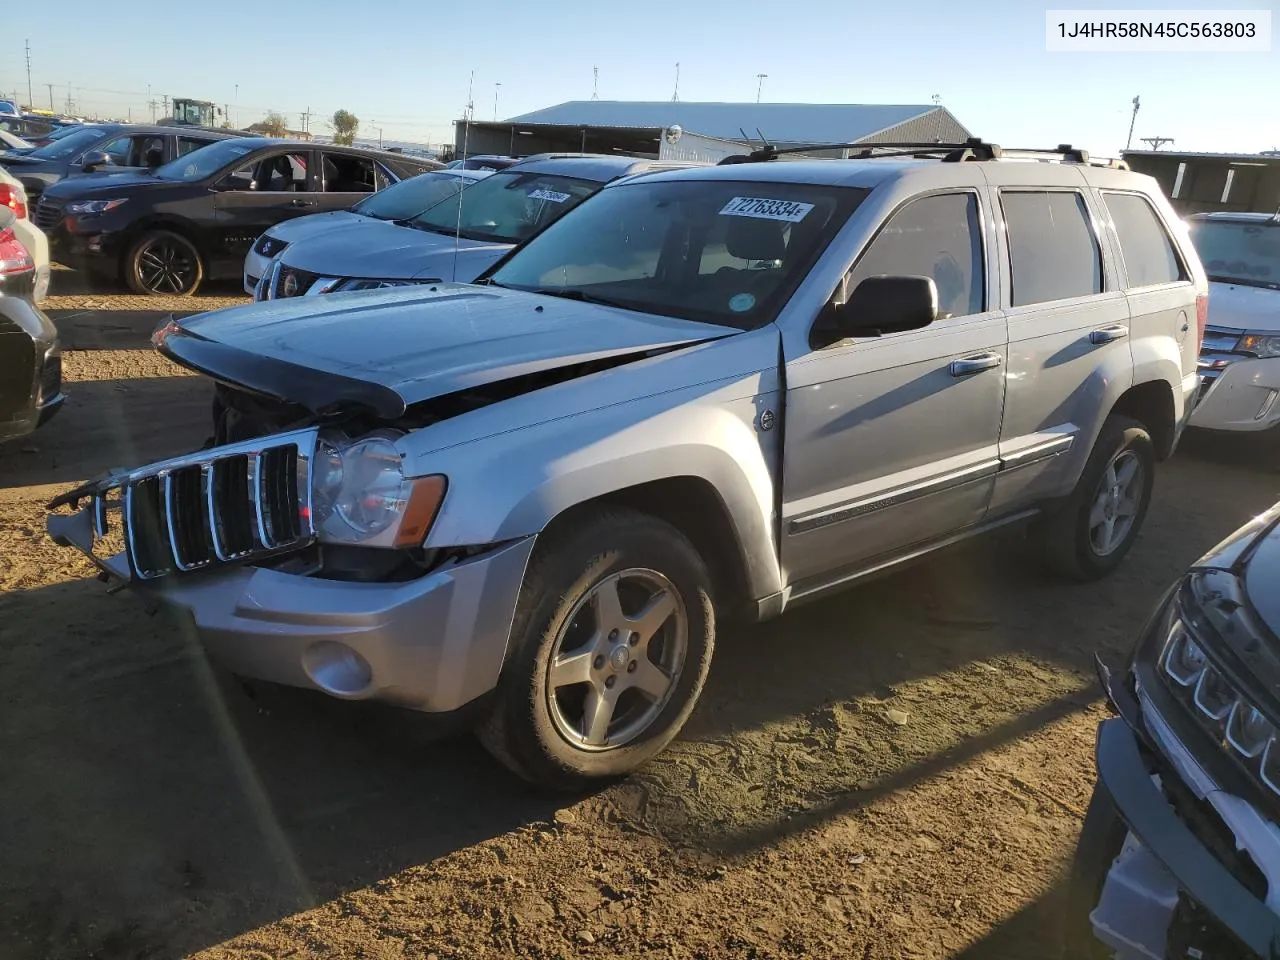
1002, 191, 1102, 306
845, 192, 985, 319
1102, 192, 1186, 288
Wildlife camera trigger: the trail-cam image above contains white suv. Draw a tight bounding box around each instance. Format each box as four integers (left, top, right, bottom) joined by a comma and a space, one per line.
1186, 212, 1280, 434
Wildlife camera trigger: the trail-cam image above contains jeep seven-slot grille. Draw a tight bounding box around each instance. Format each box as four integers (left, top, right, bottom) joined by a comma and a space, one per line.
102, 434, 314, 579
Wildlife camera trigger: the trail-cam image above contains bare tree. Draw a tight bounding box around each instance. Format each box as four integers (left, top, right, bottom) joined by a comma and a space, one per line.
261, 111, 288, 137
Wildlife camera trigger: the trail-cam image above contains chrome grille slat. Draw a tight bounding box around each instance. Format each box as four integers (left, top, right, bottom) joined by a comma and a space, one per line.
95, 429, 318, 580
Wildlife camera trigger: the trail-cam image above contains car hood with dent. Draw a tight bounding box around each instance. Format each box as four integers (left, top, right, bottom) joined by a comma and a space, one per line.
157, 284, 739, 418
277, 217, 511, 282
1207, 280, 1280, 333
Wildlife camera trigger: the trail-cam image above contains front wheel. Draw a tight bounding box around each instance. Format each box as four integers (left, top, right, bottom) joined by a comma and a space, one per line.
125, 229, 204, 296
1038, 415, 1155, 580
477, 508, 715, 791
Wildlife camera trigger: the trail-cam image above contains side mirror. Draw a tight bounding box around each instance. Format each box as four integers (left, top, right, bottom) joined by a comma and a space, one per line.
813, 275, 938, 348
80, 150, 113, 172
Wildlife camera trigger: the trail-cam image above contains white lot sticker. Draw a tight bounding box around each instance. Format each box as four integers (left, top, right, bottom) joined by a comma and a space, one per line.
719, 196, 814, 222
528, 188, 571, 203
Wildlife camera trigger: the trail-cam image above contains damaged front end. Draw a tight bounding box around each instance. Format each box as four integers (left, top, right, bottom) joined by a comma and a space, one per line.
1074, 509, 1280, 960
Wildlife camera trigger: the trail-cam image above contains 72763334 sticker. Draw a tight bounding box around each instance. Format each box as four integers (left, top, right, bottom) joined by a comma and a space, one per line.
528, 188, 572, 203
719, 196, 815, 222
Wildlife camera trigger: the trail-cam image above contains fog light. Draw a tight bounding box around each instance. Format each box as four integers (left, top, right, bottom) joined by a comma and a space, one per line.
86, 236, 102, 253
302, 641, 373, 697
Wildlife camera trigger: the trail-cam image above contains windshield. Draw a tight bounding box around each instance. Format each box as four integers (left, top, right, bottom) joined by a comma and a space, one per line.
1189, 220, 1280, 290
488, 178, 867, 330
412, 171, 599, 243
351, 171, 479, 221
27, 126, 109, 160
154, 139, 256, 182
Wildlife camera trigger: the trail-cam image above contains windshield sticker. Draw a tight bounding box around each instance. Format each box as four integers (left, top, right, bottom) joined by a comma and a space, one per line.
528, 188, 571, 203
720, 196, 814, 223
729, 292, 757, 313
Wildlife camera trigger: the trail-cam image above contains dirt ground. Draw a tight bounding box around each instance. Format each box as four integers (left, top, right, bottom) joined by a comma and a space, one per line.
2, 269, 1278, 960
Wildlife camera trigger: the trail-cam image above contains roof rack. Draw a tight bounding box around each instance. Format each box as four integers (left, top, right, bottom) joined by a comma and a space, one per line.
717, 139, 1129, 169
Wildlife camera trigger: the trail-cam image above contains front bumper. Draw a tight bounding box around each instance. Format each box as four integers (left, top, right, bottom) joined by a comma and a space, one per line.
1076, 667, 1280, 959
243, 248, 270, 296
50, 223, 127, 274
1190, 356, 1280, 433
48, 499, 535, 713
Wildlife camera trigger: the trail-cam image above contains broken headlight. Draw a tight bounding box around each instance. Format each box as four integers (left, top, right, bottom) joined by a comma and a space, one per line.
312, 433, 446, 548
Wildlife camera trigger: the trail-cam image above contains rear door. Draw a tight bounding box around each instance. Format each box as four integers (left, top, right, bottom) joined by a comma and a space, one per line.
987, 174, 1132, 516
316, 151, 379, 214
210, 148, 317, 269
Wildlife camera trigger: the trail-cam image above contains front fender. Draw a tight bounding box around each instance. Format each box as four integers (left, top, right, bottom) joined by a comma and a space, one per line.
409, 371, 784, 603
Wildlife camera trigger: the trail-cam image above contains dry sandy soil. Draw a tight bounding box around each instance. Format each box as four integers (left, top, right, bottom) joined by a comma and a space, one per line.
1, 270, 1278, 959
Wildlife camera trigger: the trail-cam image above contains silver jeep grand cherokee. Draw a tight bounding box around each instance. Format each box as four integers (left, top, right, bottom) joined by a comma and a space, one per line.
48, 139, 1206, 790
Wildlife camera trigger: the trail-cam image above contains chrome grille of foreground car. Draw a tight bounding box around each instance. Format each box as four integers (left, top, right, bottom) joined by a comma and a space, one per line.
1197, 326, 1254, 403
91, 429, 318, 579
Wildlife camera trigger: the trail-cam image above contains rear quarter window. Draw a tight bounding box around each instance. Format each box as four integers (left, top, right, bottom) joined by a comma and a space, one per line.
1102, 192, 1187, 288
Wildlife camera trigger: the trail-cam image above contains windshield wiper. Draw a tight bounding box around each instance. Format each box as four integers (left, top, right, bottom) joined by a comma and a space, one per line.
1208, 274, 1280, 290
528, 287, 633, 309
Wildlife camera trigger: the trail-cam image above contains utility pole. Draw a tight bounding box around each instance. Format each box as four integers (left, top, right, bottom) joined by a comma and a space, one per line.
755, 73, 767, 103
672, 62, 680, 102
1125, 95, 1140, 151
1141, 136, 1174, 151
65, 81, 72, 115
466, 69, 475, 122
45, 83, 54, 112
148, 99, 158, 122
24, 40, 32, 111
378, 127, 383, 149
161, 94, 169, 118
301, 107, 311, 134
493, 82, 501, 122
591, 66, 599, 101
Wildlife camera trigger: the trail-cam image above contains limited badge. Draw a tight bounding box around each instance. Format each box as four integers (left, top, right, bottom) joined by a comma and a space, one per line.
759, 409, 776, 431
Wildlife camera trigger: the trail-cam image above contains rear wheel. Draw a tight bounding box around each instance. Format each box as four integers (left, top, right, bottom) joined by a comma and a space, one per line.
125, 229, 204, 296
477, 508, 715, 791
1039, 415, 1155, 580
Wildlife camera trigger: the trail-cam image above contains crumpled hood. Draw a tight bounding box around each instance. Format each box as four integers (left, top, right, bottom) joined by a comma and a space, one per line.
278, 219, 509, 282
1207, 281, 1280, 333
157, 283, 738, 418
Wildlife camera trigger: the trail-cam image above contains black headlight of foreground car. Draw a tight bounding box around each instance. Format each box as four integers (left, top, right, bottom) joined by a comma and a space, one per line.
1139, 570, 1280, 811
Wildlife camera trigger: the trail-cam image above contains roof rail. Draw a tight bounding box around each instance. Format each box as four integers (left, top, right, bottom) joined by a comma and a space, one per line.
716, 139, 1129, 169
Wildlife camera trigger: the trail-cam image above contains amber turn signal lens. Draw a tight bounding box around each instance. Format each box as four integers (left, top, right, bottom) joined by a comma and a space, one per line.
393, 475, 447, 548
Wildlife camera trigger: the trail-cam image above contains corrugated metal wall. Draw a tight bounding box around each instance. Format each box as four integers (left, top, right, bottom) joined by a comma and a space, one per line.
854, 108, 972, 145
658, 132, 751, 163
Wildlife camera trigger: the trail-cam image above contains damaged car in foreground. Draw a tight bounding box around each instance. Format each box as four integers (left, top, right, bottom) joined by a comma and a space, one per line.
47, 144, 1201, 790
1072, 502, 1280, 959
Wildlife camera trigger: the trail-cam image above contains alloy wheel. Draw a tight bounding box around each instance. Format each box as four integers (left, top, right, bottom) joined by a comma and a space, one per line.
137, 237, 197, 294
545, 568, 688, 751
1088, 449, 1145, 556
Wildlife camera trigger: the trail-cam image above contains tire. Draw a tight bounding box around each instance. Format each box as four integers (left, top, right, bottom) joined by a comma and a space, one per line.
477, 507, 715, 791
1039, 415, 1155, 581
125, 229, 204, 296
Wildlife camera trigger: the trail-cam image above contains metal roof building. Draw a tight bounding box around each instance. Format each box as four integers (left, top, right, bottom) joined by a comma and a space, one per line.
1122, 150, 1280, 215
453, 100, 972, 163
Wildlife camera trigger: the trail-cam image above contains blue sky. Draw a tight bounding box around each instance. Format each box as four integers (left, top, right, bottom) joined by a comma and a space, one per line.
3, 0, 1276, 152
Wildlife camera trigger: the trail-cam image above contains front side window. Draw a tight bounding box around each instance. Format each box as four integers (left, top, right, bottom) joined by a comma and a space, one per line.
1002, 191, 1102, 306
413, 171, 599, 243
488, 179, 867, 330
96, 135, 135, 163
844, 192, 985, 319
224, 153, 309, 192
1103, 192, 1186, 288
1189, 220, 1280, 290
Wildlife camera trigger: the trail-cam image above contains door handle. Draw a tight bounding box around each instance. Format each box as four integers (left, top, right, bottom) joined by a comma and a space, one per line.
1089, 325, 1129, 345
290, 198, 316, 207
949, 353, 1003, 377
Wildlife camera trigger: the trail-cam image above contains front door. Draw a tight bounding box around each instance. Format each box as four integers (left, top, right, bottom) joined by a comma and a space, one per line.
210, 148, 317, 271
780, 190, 1008, 591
